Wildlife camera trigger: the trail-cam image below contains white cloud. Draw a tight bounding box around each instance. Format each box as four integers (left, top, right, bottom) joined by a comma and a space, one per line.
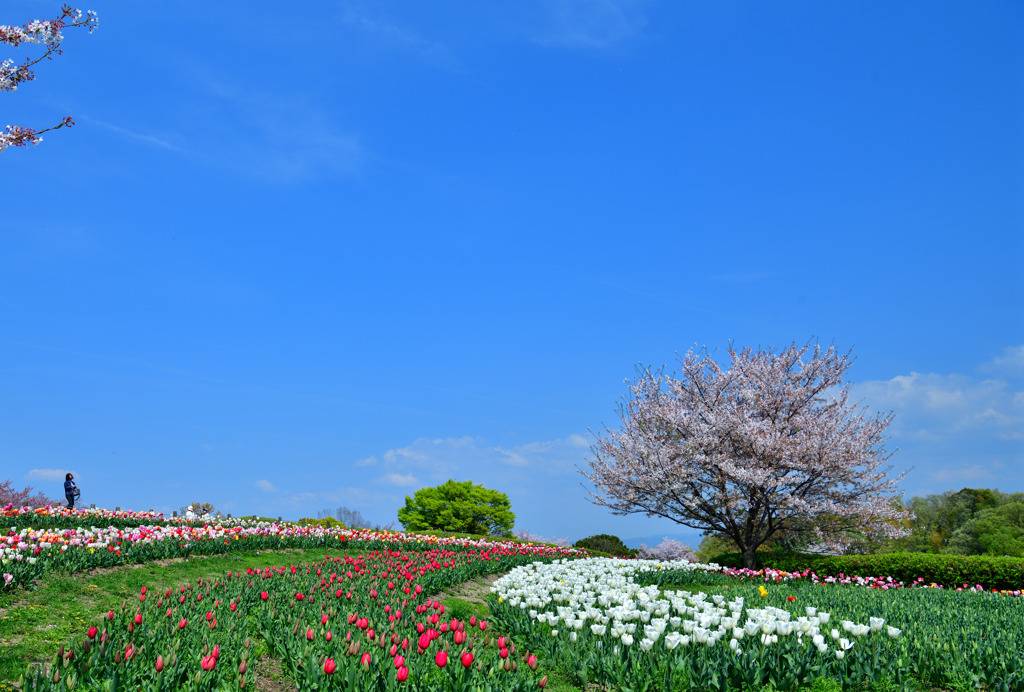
255, 479, 277, 493
378, 472, 419, 487
567, 433, 590, 448
853, 371, 1023, 440
981, 345, 1024, 377
26, 469, 67, 481
361, 434, 592, 492
354, 455, 378, 467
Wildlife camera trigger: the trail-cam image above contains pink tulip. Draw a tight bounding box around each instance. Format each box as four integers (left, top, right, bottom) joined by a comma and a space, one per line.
324, 658, 336, 675
435, 650, 448, 668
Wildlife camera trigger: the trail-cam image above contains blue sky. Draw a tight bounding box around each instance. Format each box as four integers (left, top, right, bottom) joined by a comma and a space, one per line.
2, 1, 1021, 546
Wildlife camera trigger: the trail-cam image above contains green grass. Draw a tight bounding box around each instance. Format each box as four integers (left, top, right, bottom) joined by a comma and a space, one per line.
0, 547, 355, 686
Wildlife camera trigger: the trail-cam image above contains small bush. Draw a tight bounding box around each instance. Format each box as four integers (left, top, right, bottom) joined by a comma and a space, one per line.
574, 534, 638, 558
297, 516, 347, 529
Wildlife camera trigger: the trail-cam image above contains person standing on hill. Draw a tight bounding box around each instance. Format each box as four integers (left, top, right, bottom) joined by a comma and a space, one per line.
64, 473, 77, 509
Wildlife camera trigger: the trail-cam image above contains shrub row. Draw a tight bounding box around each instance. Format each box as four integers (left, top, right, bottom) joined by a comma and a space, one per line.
712, 551, 1024, 590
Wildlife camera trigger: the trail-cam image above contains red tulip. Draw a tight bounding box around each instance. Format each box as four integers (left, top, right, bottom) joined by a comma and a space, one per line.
134, 613, 142, 625
239, 659, 247, 674
418, 633, 430, 650
361, 652, 371, 666
479, 620, 487, 631
324, 658, 336, 675
326, 631, 333, 642
500, 647, 509, 659
397, 666, 409, 682
394, 655, 405, 668
261, 591, 269, 601
527, 654, 538, 670
540, 674, 548, 688
461, 652, 474, 668
307, 628, 315, 641
322, 614, 329, 625
435, 650, 448, 668
87, 627, 97, 639
155, 655, 164, 672
179, 618, 188, 629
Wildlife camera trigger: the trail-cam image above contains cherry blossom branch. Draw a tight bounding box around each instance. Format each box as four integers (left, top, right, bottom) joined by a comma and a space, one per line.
1, 5, 97, 152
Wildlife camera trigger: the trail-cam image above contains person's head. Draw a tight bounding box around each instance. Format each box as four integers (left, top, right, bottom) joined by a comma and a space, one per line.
187, 505, 193, 511
66, 473, 74, 481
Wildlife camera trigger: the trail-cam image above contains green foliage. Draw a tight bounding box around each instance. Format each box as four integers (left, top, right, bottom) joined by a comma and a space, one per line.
297, 516, 346, 529
572, 533, 637, 557
890, 487, 1024, 555
808, 678, 841, 692
397, 479, 515, 536
713, 550, 1024, 590
947, 502, 1024, 558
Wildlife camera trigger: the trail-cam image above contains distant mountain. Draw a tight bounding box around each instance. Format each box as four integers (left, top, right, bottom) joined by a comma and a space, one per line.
622, 532, 703, 550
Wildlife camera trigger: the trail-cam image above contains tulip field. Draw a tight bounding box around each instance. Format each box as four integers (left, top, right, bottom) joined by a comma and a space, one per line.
2, 508, 1023, 691
488, 558, 1024, 692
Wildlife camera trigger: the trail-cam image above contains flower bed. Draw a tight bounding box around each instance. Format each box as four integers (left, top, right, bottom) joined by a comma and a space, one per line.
487, 558, 1024, 691
1, 517, 586, 591
17, 547, 577, 691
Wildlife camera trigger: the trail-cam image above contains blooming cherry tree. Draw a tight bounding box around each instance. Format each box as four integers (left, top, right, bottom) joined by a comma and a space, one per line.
582, 343, 910, 568
1, 4, 97, 152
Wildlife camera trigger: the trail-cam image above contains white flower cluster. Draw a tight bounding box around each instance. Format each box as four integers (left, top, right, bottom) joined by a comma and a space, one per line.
492, 558, 900, 659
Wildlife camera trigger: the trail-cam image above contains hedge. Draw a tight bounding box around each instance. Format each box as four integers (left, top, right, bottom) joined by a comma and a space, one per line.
712, 551, 1024, 591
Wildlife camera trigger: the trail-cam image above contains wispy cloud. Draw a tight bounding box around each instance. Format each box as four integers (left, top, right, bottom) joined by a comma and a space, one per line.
980, 345, 1024, 377
532, 0, 649, 49
378, 472, 418, 487
363, 434, 591, 489
84, 72, 365, 184
79, 115, 181, 151
336, 4, 458, 68
255, 479, 277, 493
931, 463, 998, 484
26, 468, 68, 481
